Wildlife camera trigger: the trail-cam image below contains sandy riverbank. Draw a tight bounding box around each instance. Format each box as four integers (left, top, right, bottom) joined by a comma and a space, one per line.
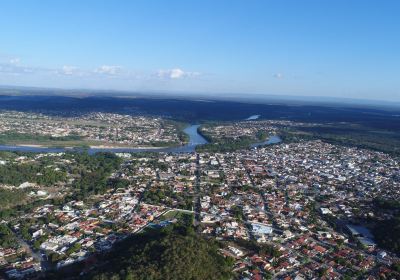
11, 144, 171, 150
89, 145, 168, 149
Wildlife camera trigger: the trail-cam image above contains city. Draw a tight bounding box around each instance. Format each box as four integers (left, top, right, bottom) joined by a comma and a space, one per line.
0, 115, 399, 279
1, 0, 400, 279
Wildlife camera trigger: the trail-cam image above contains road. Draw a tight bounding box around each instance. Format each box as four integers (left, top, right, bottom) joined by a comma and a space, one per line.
193, 153, 202, 228
10, 225, 53, 272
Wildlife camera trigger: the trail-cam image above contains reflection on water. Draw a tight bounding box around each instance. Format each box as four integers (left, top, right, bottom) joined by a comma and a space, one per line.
245, 115, 260, 120
250, 135, 282, 148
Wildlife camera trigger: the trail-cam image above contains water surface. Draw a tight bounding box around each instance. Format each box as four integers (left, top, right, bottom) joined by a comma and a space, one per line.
0, 125, 281, 154
0, 124, 208, 154
245, 115, 260, 120
250, 135, 282, 148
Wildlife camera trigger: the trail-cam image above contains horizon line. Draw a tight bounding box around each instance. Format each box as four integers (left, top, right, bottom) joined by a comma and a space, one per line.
0, 84, 399, 108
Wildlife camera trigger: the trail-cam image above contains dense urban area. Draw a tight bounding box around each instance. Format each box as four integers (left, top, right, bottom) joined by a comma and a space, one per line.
3, 0, 400, 278
0, 111, 399, 280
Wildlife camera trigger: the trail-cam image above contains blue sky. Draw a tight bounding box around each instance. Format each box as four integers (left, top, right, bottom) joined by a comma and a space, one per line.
0, 0, 399, 101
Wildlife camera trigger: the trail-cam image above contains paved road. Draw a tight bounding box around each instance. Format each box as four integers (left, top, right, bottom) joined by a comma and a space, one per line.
11, 226, 53, 271
193, 153, 202, 227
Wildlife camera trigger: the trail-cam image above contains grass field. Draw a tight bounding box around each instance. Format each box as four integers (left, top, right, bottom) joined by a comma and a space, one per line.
158, 210, 194, 221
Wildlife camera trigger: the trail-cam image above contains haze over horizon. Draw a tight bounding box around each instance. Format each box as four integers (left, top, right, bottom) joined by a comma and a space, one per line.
1, 0, 399, 101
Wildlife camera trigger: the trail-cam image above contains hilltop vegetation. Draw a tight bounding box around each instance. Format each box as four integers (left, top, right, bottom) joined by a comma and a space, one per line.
372, 199, 400, 256
51, 218, 233, 280
373, 216, 400, 256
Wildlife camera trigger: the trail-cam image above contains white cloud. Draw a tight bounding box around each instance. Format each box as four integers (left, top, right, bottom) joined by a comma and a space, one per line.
170, 68, 184, 79
157, 68, 200, 79
273, 73, 284, 79
59, 65, 79, 76
0, 58, 203, 88
94, 65, 122, 75
9, 57, 20, 65
0, 62, 41, 75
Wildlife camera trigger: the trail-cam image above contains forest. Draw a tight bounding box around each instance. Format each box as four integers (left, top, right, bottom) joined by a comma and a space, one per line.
373, 216, 400, 256
0, 161, 66, 187
65, 152, 123, 200
279, 124, 400, 157
373, 198, 400, 256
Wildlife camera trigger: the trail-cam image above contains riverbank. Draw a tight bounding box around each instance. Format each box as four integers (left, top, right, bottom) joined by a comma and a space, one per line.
0, 125, 208, 154
1, 142, 179, 150
88, 145, 166, 150
0, 125, 281, 154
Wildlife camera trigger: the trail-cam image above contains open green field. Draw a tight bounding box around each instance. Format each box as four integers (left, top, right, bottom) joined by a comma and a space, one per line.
0, 132, 96, 148
0, 132, 184, 148
158, 210, 194, 221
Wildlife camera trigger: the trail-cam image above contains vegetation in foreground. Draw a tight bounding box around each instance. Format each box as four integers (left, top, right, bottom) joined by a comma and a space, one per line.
372, 199, 400, 256
50, 216, 234, 280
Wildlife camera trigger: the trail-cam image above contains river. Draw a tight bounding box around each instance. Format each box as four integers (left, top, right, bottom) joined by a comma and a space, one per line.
250, 135, 282, 148
245, 115, 260, 120
0, 125, 208, 154
0, 124, 281, 154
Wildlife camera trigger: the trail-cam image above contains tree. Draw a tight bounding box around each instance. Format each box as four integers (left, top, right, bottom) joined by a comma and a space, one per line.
84, 222, 233, 280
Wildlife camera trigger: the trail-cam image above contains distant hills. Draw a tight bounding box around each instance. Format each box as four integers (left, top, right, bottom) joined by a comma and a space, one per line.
0, 85, 399, 110
0, 86, 399, 133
